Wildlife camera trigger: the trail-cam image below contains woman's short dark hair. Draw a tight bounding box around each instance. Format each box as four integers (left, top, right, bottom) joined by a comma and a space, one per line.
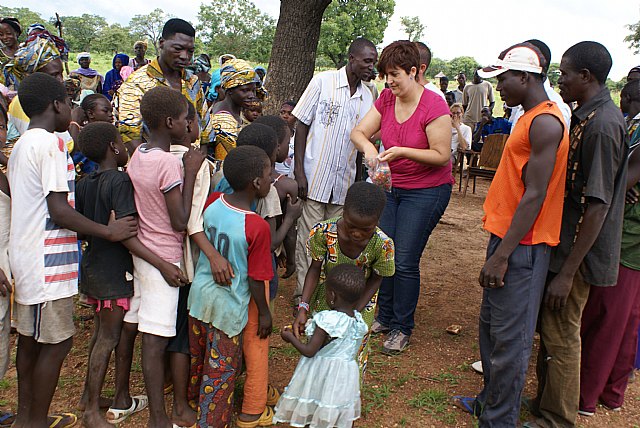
377, 40, 420, 79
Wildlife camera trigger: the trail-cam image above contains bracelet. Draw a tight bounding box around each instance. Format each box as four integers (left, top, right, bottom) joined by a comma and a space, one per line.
298, 301, 310, 312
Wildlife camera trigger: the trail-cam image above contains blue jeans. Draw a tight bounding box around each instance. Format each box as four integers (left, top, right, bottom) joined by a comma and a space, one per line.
476, 234, 550, 428
376, 184, 451, 336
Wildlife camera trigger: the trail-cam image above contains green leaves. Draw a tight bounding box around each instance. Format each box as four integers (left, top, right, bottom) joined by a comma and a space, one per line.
400, 16, 424, 42
318, 0, 396, 68
197, 0, 276, 62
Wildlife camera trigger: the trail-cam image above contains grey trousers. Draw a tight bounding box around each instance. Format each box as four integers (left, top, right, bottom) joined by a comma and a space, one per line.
476, 234, 550, 428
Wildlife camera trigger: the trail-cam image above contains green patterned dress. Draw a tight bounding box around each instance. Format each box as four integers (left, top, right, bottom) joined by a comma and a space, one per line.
306, 217, 395, 378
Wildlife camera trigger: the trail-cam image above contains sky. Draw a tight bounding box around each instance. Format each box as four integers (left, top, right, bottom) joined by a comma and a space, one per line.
7, 0, 639, 80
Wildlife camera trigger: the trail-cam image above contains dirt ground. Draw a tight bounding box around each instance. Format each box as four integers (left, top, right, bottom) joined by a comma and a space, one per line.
0, 178, 638, 427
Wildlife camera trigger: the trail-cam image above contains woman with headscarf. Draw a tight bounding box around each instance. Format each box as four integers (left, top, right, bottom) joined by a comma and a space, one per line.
1, 33, 75, 167
129, 40, 150, 70
102, 53, 129, 100
201, 58, 260, 161
70, 52, 103, 94
0, 18, 21, 69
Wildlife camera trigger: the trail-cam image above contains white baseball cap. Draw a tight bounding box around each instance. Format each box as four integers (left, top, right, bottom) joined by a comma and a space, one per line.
478, 44, 543, 78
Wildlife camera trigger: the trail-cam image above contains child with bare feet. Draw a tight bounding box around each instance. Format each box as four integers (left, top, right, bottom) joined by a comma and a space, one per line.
76, 122, 188, 427
124, 86, 204, 428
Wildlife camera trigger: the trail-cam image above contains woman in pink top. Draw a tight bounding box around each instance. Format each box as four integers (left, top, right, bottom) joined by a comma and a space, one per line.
351, 40, 452, 354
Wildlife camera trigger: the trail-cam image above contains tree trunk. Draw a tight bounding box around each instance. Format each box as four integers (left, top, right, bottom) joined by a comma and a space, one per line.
265, 0, 332, 114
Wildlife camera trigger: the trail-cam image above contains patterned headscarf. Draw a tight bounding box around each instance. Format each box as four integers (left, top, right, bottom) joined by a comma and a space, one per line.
220, 59, 260, 90
2, 36, 62, 90
25, 30, 69, 59
27, 23, 46, 35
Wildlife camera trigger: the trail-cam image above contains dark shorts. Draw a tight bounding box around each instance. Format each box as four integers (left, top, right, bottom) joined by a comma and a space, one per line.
167, 283, 191, 354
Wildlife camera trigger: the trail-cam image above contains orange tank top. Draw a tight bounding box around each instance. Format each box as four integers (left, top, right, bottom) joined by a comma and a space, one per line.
482, 101, 569, 246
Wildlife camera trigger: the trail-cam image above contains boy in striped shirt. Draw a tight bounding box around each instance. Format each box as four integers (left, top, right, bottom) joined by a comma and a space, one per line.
8, 73, 136, 428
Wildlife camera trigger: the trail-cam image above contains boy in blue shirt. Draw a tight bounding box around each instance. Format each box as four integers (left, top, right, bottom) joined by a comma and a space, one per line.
188, 145, 273, 427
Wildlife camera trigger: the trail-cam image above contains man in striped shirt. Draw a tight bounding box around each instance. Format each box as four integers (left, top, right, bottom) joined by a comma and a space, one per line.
292, 38, 377, 300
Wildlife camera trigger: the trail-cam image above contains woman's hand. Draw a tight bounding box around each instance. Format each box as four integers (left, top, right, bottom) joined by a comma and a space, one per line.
378, 146, 406, 163
293, 308, 308, 339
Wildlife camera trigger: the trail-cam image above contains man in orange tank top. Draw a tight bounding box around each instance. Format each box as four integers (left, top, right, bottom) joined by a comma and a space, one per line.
455, 43, 569, 428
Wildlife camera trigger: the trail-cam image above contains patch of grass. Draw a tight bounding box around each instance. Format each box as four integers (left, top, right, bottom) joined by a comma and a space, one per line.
429, 371, 460, 386
0, 378, 12, 390
457, 361, 471, 371
395, 370, 418, 388
362, 371, 418, 416
0, 400, 6, 407
408, 388, 456, 425
269, 345, 299, 358
362, 383, 393, 415
58, 375, 82, 388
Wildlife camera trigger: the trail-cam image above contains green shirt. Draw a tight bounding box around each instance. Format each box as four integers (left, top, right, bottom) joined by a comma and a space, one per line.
621, 117, 640, 270
306, 217, 395, 326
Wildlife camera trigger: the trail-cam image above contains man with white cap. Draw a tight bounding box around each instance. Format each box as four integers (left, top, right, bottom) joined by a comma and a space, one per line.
70, 52, 103, 93
454, 42, 569, 428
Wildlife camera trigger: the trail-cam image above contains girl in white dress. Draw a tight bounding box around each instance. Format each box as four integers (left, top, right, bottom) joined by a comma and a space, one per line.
274, 264, 368, 428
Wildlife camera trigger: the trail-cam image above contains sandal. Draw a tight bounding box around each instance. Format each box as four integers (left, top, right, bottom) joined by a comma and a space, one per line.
0, 412, 15, 428
236, 406, 275, 427
106, 395, 148, 424
452, 395, 480, 417
48, 413, 78, 428
266, 385, 280, 406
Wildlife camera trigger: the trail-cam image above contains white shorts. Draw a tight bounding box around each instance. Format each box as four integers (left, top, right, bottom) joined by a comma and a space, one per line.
124, 255, 180, 337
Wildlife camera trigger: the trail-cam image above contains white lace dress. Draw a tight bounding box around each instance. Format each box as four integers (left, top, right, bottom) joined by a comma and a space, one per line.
273, 310, 368, 428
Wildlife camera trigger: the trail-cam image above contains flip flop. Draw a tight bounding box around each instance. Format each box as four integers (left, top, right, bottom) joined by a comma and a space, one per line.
0, 412, 15, 428
266, 384, 280, 406
235, 406, 275, 428
106, 395, 148, 424
452, 395, 479, 416
48, 413, 78, 428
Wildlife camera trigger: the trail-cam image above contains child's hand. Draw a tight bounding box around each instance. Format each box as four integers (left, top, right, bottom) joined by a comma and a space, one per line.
277, 253, 287, 269
209, 251, 234, 286
257, 311, 272, 339
0, 269, 11, 297
183, 147, 205, 176
281, 325, 295, 343
106, 211, 138, 242
159, 261, 188, 287
292, 309, 307, 339
285, 195, 303, 221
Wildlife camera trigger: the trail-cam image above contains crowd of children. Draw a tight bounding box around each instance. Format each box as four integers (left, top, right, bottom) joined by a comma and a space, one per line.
0, 58, 393, 427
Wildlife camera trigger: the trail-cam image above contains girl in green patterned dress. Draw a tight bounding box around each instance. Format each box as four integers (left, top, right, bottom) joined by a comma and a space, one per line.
292, 181, 395, 378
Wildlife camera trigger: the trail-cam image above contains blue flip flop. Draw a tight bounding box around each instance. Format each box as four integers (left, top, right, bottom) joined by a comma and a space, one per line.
0, 412, 15, 428
453, 395, 479, 416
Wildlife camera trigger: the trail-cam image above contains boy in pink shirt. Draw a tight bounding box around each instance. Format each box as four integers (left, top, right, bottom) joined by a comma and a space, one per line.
125, 87, 204, 428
